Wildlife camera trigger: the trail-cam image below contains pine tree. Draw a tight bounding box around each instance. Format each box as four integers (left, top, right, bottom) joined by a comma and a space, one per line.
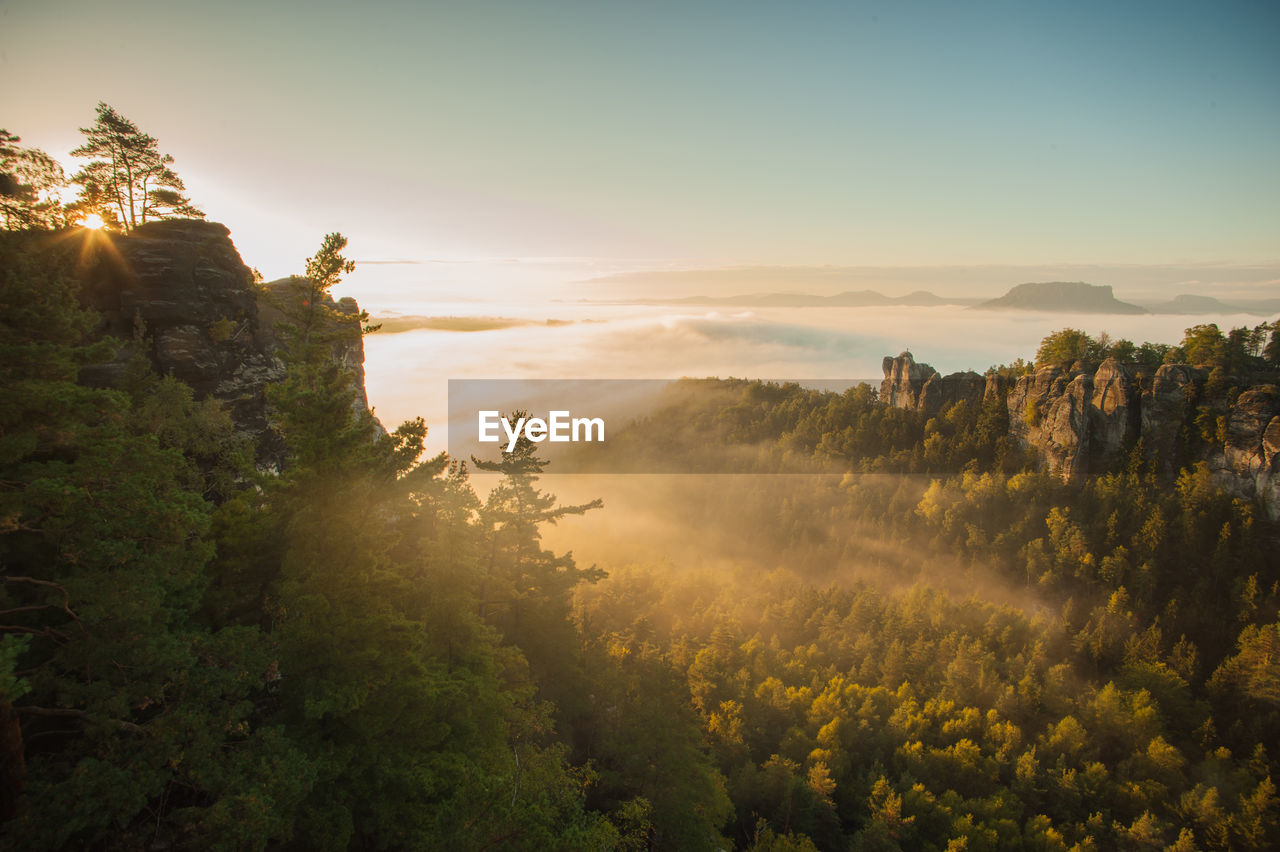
471, 419, 604, 650
234, 237, 613, 847
1264, 320, 1280, 368
69, 103, 203, 231
0, 234, 310, 849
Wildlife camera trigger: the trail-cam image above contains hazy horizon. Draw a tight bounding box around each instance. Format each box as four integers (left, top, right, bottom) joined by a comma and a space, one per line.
5, 0, 1278, 290
358, 296, 1270, 453
4, 0, 1277, 458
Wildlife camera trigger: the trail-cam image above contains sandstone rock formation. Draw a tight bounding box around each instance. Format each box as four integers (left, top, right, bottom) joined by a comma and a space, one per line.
78, 220, 372, 473
882, 349, 1280, 519
1214, 386, 1280, 514
1089, 358, 1141, 468
880, 352, 936, 411
880, 352, 984, 421
919, 371, 985, 421
1004, 366, 1090, 480
1139, 364, 1203, 473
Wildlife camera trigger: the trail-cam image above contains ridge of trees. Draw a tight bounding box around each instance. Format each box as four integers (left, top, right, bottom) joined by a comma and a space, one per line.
1035, 323, 1279, 375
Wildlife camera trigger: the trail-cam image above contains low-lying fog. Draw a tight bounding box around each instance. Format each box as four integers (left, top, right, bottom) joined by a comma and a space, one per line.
359, 296, 1266, 453
348, 285, 1272, 614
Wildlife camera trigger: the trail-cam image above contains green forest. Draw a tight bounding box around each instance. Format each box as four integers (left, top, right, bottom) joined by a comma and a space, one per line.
4, 109, 1280, 851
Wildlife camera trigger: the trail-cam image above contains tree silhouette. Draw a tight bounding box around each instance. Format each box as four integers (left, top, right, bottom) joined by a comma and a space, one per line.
0, 130, 66, 230
69, 102, 203, 231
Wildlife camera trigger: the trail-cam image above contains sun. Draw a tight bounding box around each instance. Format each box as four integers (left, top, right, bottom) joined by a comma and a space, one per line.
81, 213, 106, 230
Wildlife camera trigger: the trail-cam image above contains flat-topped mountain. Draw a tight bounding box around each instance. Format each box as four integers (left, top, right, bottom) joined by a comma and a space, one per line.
973, 281, 1146, 314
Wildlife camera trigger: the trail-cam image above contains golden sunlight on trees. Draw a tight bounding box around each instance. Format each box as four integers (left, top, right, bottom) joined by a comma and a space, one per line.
298, 232, 357, 345
275, 232, 378, 356
69, 102, 203, 231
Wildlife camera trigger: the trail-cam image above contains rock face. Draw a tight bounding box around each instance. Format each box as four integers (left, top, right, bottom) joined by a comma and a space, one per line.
1006, 366, 1091, 479
1006, 359, 1280, 517
880, 352, 937, 410
78, 220, 371, 472
1088, 359, 1141, 470
882, 347, 1280, 519
880, 353, 984, 420
1216, 387, 1280, 514
1140, 364, 1203, 474
919, 371, 986, 420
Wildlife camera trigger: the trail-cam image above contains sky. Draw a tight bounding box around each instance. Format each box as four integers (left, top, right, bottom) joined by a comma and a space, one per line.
2, 0, 1279, 298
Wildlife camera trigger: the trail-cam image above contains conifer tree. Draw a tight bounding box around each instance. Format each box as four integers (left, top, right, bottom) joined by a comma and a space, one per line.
1264, 320, 1280, 368
240, 239, 614, 847
69, 103, 203, 231
472, 418, 604, 649
0, 234, 309, 849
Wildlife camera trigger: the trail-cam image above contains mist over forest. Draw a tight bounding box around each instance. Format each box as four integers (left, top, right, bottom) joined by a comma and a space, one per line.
3, 4, 1280, 840
3, 192, 1279, 847
361, 299, 1273, 457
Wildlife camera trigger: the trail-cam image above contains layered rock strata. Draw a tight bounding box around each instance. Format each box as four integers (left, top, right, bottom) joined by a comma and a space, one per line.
77, 220, 371, 473
882, 352, 1280, 519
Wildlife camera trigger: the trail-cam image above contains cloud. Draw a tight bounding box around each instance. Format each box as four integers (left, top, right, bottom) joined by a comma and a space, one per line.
675, 316, 882, 356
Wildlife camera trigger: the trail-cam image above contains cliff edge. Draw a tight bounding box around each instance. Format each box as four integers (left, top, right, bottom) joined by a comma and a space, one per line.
77, 220, 372, 473
883, 351, 1280, 519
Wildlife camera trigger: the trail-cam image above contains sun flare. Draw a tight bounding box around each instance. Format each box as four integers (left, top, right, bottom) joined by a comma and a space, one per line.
80, 213, 105, 230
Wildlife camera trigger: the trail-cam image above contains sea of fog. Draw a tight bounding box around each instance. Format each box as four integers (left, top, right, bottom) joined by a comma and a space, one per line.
355, 295, 1264, 454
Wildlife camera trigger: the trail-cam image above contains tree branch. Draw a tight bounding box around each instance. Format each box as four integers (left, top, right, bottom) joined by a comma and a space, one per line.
15, 706, 146, 736
0, 605, 57, 617
0, 625, 70, 643
2, 576, 86, 634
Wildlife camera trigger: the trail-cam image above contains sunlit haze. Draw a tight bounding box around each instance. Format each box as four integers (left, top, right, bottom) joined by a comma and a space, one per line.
3, 0, 1278, 294
6, 0, 1277, 445
7, 4, 1280, 845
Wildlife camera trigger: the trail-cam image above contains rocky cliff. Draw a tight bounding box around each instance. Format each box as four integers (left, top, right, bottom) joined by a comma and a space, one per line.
77, 220, 371, 472
882, 351, 1280, 519
880, 352, 986, 421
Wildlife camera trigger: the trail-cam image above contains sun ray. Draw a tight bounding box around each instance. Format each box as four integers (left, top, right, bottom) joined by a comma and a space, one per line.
45, 217, 130, 273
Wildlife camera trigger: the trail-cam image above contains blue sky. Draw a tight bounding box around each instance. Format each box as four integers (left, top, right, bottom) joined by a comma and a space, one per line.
2, 0, 1277, 292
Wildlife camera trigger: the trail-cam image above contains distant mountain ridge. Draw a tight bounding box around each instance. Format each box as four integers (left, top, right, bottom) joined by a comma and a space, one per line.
1141, 294, 1249, 314
622, 290, 979, 307
599, 280, 1277, 315
973, 281, 1147, 314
